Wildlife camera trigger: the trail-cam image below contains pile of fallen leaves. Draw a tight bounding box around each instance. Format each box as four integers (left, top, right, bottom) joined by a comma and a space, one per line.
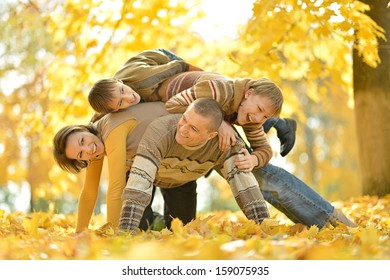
0, 195, 389, 260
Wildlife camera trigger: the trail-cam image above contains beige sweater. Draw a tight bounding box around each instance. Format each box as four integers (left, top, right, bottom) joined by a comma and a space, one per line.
120, 114, 269, 232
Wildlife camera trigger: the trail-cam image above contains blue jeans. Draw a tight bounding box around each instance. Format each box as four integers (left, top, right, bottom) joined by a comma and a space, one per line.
155, 48, 183, 61
253, 164, 334, 228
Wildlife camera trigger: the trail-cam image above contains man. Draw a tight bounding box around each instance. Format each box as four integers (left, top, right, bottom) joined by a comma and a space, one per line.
120, 99, 269, 232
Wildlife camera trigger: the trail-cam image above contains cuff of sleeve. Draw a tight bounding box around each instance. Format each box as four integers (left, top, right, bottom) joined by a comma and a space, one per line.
119, 201, 145, 233
243, 200, 269, 224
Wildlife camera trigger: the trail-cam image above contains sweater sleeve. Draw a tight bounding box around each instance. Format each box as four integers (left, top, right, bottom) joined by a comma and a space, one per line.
103, 119, 137, 229
220, 146, 269, 224
165, 78, 233, 113
242, 123, 272, 168
76, 158, 104, 232
114, 50, 189, 100
119, 118, 170, 232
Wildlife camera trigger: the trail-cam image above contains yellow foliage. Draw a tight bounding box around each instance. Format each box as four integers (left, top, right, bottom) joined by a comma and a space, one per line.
0, 0, 386, 221
0, 195, 389, 260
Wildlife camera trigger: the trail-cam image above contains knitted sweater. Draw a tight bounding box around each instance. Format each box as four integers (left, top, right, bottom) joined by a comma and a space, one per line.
162, 71, 273, 168
76, 102, 168, 232
119, 114, 269, 232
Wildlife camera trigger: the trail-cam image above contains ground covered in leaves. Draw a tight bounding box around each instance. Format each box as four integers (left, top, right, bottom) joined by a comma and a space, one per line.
1, 195, 389, 260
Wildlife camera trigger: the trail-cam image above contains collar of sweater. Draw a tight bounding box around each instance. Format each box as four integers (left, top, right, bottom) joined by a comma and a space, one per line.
181, 140, 208, 151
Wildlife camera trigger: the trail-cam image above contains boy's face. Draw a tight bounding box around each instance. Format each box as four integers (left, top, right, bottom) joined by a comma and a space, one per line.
108, 81, 141, 112
236, 89, 275, 125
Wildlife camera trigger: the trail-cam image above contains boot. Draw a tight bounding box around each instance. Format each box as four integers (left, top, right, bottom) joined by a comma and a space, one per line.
274, 118, 297, 157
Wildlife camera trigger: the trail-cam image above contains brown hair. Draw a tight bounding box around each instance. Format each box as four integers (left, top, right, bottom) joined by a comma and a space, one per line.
248, 78, 284, 117
88, 78, 118, 114
53, 124, 98, 173
190, 98, 224, 132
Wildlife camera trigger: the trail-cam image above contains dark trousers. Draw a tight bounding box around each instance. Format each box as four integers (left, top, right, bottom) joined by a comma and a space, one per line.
160, 180, 197, 228
126, 171, 197, 230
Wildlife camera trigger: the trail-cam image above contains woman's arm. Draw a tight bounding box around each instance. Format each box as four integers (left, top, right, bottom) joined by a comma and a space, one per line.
104, 119, 137, 229
76, 158, 104, 232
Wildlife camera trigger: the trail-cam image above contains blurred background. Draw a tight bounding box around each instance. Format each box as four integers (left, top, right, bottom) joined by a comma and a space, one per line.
0, 0, 388, 216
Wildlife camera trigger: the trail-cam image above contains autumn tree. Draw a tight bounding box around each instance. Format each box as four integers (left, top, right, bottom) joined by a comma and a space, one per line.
353, 0, 389, 196
0, 1, 56, 211
0, 0, 204, 211
232, 0, 385, 198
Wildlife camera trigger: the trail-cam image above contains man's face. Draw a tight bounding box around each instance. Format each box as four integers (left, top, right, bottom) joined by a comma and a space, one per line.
108, 81, 141, 112
175, 106, 217, 147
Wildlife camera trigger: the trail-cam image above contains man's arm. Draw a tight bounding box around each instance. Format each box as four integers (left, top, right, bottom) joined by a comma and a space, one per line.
220, 145, 269, 224
119, 156, 158, 232
119, 117, 173, 232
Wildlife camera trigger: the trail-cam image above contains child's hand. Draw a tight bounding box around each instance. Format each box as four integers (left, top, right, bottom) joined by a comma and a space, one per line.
218, 121, 237, 151
235, 148, 258, 172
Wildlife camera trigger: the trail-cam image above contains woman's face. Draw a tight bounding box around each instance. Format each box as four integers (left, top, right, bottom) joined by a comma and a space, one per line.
65, 130, 105, 161
108, 81, 141, 112
236, 89, 275, 125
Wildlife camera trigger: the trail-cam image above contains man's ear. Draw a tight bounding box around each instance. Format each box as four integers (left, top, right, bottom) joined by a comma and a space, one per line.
208, 131, 218, 140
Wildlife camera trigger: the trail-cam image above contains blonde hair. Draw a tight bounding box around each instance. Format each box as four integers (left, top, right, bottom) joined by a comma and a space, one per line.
248, 78, 283, 117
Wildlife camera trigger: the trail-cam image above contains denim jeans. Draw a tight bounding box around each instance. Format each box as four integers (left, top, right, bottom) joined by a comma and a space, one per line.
155, 48, 183, 61
253, 163, 334, 228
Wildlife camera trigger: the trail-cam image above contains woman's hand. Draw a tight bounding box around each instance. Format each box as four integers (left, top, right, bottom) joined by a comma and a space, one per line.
218, 121, 237, 151
235, 148, 259, 172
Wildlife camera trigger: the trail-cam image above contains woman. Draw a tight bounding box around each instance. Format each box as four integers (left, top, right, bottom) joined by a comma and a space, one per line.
53, 49, 201, 232
53, 102, 168, 232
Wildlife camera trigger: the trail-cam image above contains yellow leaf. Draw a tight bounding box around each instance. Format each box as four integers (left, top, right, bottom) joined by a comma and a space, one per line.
170, 218, 184, 236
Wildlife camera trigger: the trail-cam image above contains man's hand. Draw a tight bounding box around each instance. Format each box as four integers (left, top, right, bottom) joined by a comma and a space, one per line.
218, 121, 237, 151
235, 148, 258, 172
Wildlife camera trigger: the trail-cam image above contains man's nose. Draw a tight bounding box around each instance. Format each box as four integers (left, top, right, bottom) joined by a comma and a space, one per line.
180, 125, 189, 134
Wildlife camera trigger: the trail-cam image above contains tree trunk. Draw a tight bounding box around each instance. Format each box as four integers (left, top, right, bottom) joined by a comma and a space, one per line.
353, 0, 390, 196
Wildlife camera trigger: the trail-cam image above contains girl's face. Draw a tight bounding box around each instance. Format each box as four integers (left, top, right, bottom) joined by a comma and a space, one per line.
65, 130, 105, 161
236, 89, 275, 125
108, 81, 141, 112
